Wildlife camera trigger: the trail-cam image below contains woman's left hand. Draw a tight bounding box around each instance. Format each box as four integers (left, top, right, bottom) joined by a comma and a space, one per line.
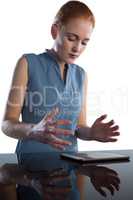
77, 114, 120, 142
90, 114, 120, 142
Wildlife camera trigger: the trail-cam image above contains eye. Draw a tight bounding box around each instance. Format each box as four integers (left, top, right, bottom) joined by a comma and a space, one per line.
67, 37, 76, 41
82, 40, 89, 46
66, 35, 77, 41
82, 42, 87, 46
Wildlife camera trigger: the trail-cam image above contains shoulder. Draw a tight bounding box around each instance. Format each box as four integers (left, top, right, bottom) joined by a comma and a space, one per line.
13, 52, 49, 83
71, 64, 86, 76
70, 63, 85, 74
22, 53, 38, 64
70, 63, 86, 81
9, 56, 28, 89
23, 52, 52, 65
13, 56, 28, 79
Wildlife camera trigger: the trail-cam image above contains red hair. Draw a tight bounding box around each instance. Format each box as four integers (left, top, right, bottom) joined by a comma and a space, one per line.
54, 0, 95, 27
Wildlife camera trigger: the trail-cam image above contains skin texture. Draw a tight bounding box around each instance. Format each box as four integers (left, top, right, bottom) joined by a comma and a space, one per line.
51, 18, 93, 67
1, 17, 120, 150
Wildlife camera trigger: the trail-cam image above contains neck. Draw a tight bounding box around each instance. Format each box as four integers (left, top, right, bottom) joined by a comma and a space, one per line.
49, 48, 65, 70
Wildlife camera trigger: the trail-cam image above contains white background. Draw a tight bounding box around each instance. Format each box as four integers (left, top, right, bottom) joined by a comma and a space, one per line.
0, 0, 132, 152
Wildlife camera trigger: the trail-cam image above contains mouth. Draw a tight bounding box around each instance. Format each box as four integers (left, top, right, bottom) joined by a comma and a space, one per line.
69, 54, 79, 59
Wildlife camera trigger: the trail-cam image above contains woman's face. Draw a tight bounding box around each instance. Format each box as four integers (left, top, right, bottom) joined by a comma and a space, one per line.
53, 17, 94, 64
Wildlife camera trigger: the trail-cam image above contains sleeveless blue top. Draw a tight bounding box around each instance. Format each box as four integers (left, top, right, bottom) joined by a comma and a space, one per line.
16, 50, 85, 154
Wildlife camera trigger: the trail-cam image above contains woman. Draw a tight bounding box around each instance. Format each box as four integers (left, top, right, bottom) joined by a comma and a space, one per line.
1, 1, 120, 154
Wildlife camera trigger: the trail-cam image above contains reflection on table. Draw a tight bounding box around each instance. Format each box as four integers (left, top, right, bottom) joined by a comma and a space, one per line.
0, 150, 132, 199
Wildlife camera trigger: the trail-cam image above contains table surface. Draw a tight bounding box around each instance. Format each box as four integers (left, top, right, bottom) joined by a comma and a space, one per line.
0, 149, 133, 200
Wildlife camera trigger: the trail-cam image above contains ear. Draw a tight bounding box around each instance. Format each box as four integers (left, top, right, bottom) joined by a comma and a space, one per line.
51, 24, 59, 39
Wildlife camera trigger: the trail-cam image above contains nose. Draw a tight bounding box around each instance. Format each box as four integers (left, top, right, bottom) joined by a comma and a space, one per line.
72, 41, 82, 53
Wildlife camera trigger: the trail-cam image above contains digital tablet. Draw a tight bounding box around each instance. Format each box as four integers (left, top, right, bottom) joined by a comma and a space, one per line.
60, 151, 130, 163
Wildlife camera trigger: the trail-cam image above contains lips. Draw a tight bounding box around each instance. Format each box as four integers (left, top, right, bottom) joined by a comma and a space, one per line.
69, 54, 78, 59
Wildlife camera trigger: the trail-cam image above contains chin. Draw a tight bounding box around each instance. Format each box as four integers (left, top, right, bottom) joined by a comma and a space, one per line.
66, 58, 76, 64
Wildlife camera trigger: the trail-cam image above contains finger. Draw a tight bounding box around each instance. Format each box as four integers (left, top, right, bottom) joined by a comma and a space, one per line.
112, 182, 120, 191
110, 125, 119, 131
109, 176, 120, 184
105, 169, 118, 176
93, 184, 107, 197
50, 135, 72, 146
56, 119, 72, 126
115, 184, 120, 191
108, 132, 120, 137
50, 119, 72, 127
106, 185, 114, 196
50, 143, 68, 150
111, 176, 121, 184
110, 180, 120, 191
96, 188, 107, 197
96, 114, 107, 122
52, 128, 74, 136
106, 120, 115, 127
44, 107, 59, 121
43, 133, 72, 147
107, 138, 118, 142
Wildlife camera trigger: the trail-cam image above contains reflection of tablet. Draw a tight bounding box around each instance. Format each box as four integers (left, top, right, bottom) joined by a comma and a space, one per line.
60, 152, 130, 163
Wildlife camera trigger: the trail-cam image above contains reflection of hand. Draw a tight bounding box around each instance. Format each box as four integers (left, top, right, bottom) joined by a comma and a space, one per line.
91, 115, 120, 142
0, 164, 72, 199
0, 164, 30, 185
29, 107, 73, 150
0, 164, 11, 184
31, 169, 72, 200
79, 165, 120, 197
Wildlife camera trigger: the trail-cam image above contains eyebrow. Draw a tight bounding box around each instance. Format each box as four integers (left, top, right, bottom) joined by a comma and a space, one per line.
65, 32, 90, 41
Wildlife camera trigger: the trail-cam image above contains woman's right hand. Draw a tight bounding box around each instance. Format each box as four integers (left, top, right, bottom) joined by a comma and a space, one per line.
28, 107, 73, 150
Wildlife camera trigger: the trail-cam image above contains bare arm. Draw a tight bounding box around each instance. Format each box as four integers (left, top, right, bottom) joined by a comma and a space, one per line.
76, 72, 92, 140
1, 56, 34, 139
1, 57, 73, 150
76, 72, 120, 142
